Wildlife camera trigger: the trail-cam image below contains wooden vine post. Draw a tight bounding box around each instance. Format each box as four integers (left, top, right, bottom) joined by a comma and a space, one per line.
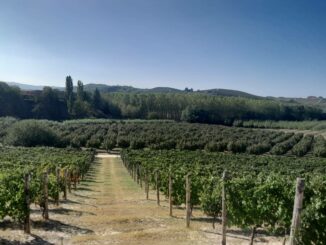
73, 169, 77, 191
43, 170, 49, 220
24, 173, 31, 234
221, 170, 228, 245
145, 171, 149, 200
186, 173, 191, 228
63, 169, 68, 200
77, 169, 80, 184
169, 174, 173, 217
139, 166, 143, 188
136, 165, 140, 185
68, 170, 72, 193
156, 170, 160, 206
133, 165, 137, 182
56, 167, 60, 206
289, 178, 305, 245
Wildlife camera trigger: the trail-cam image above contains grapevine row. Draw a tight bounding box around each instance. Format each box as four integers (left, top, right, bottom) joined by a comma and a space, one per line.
121, 149, 326, 244
0, 147, 95, 233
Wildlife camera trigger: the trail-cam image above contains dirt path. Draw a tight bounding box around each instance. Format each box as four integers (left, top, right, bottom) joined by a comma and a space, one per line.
0, 154, 283, 244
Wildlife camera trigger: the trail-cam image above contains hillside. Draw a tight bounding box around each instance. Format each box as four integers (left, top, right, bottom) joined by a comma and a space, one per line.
6, 81, 261, 98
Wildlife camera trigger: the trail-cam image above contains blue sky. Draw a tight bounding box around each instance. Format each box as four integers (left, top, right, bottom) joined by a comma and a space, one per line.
1, 0, 326, 97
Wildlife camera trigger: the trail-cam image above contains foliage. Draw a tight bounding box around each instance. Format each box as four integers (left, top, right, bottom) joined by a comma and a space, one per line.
4, 120, 63, 147
2, 79, 326, 122
291, 135, 314, 157
122, 149, 326, 243
270, 134, 303, 155
0, 147, 94, 224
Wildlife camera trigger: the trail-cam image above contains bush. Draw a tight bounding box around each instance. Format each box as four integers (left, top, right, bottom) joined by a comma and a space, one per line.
291, 135, 314, 157
130, 140, 145, 149
86, 135, 102, 148
149, 140, 176, 150
102, 137, 117, 150
227, 141, 247, 153
247, 142, 272, 155
205, 141, 228, 152
4, 120, 62, 147
313, 136, 326, 157
117, 136, 130, 148
270, 134, 303, 155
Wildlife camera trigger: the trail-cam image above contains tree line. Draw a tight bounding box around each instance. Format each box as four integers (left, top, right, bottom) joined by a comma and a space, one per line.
0, 77, 109, 120
1, 77, 326, 123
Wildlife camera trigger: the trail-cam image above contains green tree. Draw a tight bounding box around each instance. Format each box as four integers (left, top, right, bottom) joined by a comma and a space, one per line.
92, 88, 102, 109
32, 87, 67, 120
65, 76, 74, 114
77, 80, 84, 101
4, 120, 62, 147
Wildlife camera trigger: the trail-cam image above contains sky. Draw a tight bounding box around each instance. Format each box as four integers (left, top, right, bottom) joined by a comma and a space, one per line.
1, 0, 326, 97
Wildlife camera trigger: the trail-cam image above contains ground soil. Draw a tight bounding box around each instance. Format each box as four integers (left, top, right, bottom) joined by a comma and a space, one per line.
0, 153, 284, 244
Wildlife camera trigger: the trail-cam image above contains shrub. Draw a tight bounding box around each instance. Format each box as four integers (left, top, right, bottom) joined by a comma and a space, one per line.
247, 142, 272, 155
270, 134, 303, 155
291, 135, 314, 157
130, 140, 145, 149
227, 141, 247, 153
4, 120, 62, 147
313, 136, 326, 157
205, 141, 228, 152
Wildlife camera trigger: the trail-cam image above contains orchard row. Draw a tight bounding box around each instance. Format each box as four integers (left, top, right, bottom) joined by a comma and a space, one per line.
55, 120, 326, 157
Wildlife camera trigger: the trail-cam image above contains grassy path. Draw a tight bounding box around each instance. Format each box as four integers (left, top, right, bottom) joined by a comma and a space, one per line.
0, 153, 282, 244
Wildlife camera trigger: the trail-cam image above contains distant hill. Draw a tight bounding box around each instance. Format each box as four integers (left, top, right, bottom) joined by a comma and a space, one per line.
272, 96, 326, 112
5, 82, 182, 93
83, 84, 182, 93
6, 82, 63, 91
6, 81, 325, 106
198, 88, 261, 98
6, 82, 46, 91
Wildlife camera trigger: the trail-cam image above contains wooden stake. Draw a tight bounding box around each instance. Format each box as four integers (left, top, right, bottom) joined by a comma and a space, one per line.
136, 165, 140, 184
221, 170, 227, 245
43, 171, 49, 220
24, 173, 31, 234
73, 169, 77, 191
63, 169, 67, 200
250, 226, 257, 245
289, 178, 305, 245
145, 172, 149, 200
77, 169, 80, 184
68, 170, 71, 193
169, 174, 173, 217
56, 168, 60, 206
186, 173, 191, 228
156, 170, 160, 206
139, 166, 143, 188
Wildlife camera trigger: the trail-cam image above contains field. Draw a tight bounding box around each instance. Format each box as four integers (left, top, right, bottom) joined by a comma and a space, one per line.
235, 120, 326, 132
0, 119, 326, 244
0, 153, 284, 244
2, 118, 326, 157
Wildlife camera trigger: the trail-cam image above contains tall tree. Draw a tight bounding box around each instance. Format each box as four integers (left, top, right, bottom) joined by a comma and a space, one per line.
77, 80, 84, 101
65, 76, 74, 114
92, 88, 102, 109
32, 87, 67, 120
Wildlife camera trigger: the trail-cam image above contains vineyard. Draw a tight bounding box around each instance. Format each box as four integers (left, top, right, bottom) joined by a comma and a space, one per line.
2, 118, 326, 158
1, 118, 326, 244
234, 119, 326, 132
54, 120, 326, 157
0, 147, 95, 233
122, 149, 326, 244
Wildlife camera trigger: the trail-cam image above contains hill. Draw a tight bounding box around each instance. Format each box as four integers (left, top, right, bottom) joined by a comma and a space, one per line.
5, 81, 259, 98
